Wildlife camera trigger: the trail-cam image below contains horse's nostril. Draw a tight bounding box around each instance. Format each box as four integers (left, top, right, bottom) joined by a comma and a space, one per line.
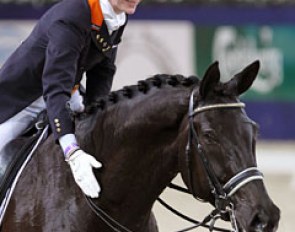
249, 206, 280, 232
253, 223, 267, 232
250, 213, 268, 232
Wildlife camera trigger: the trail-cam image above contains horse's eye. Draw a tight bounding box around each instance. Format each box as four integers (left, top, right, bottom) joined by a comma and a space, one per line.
202, 131, 218, 144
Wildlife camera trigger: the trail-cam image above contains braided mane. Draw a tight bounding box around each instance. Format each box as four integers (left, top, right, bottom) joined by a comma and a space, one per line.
83, 74, 199, 116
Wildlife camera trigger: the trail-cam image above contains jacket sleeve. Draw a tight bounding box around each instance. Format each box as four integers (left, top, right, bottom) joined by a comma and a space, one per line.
85, 47, 117, 104
42, 20, 85, 140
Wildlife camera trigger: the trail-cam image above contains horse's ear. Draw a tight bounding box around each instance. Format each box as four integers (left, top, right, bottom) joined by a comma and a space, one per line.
224, 60, 260, 96
200, 61, 220, 98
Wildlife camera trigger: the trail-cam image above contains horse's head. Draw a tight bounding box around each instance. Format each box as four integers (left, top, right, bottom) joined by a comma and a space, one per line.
179, 61, 280, 231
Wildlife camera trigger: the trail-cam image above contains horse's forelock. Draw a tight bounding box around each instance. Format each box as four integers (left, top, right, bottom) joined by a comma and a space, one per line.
213, 82, 237, 97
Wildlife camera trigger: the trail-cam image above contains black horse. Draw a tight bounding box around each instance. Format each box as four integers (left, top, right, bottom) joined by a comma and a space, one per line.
1, 61, 280, 231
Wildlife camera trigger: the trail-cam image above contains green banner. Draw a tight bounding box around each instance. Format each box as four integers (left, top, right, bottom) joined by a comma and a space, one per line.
195, 25, 295, 101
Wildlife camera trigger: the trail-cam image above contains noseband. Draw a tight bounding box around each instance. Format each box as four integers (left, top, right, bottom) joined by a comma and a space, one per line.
185, 91, 264, 231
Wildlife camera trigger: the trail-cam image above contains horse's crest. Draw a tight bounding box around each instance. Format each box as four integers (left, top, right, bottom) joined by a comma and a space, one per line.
83, 74, 199, 114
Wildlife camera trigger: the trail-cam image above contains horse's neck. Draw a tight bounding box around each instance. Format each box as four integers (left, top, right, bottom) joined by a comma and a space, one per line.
77, 85, 191, 152
76, 86, 191, 217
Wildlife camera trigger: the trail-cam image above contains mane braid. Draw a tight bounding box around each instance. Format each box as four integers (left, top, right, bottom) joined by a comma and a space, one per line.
78, 74, 200, 118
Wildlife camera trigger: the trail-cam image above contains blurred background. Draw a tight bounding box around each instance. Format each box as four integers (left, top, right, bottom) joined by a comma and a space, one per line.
0, 0, 294, 231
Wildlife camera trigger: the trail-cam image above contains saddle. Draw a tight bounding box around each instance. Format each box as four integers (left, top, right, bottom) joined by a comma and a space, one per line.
0, 111, 49, 224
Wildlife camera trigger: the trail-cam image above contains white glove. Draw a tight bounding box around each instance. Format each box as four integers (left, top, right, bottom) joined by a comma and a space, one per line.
68, 90, 85, 113
66, 149, 102, 198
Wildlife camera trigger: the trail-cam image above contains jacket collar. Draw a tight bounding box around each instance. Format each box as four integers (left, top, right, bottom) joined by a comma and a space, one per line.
88, 0, 104, 30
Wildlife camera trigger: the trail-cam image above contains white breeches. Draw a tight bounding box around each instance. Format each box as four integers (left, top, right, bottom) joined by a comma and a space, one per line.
0, 97, 46, 151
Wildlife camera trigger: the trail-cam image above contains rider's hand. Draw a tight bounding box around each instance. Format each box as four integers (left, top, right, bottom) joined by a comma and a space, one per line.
66, 149, 101, 198
68, 90, 85, 113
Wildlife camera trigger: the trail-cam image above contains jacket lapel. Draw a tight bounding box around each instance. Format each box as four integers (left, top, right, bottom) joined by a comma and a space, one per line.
88, 0, 115, 58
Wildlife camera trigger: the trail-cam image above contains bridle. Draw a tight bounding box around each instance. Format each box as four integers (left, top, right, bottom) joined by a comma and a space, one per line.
184, 91, 264, 231
84, 90, 264, 232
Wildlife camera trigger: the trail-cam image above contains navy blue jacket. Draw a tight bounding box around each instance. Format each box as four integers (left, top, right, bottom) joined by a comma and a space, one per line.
0, 0, 127, 139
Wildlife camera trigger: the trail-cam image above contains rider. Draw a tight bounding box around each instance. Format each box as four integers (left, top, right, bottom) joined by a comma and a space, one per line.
0, 0, 142, 198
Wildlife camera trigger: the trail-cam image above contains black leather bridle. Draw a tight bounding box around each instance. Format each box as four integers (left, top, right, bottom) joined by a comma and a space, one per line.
184, 91, 264, 231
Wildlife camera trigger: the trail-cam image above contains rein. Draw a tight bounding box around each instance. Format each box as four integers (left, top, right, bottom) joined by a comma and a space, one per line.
84, 195, 133, 232
84, 91, 264, 232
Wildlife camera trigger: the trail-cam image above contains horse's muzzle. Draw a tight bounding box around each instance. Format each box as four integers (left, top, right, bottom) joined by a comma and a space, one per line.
248, 206, 280, 232
235, 203, 280, 232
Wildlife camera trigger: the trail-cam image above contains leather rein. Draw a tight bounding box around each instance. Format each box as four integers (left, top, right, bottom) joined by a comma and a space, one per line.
84, 91, 264, 232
